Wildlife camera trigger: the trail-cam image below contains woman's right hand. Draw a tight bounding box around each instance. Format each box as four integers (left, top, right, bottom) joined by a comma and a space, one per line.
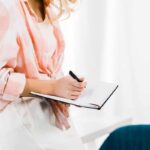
52, 76, 86, 100
21, 76, 86, 99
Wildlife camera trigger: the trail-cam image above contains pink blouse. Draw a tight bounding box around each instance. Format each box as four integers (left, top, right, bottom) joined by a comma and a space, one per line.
0, 0, 65, 111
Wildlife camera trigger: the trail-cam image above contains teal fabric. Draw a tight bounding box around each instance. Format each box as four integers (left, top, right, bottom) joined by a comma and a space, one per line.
99, 125, 150, 150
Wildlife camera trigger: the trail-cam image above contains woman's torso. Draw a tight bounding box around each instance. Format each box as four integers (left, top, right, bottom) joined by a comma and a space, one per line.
12, 0, 65, 79
0, 0, 65, 110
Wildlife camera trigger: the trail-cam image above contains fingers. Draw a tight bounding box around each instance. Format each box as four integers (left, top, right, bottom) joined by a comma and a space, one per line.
70, 86, 83, 92
71, 81, 85, 88
79, 78, 87, 88
66, 83, 86, 100
70, 95, 79, 100
79, 77, 85, 82
55, 75, 87, 100
69, 76, 87, 89
66, 89, 83, 100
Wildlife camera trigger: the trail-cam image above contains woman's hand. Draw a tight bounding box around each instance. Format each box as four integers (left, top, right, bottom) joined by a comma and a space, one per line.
21, 76, 87, 99
48, 76, 86, 130
52, 76, 86, 100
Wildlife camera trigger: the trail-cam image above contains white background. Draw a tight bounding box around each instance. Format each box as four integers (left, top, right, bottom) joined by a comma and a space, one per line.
60, 0, 150, 123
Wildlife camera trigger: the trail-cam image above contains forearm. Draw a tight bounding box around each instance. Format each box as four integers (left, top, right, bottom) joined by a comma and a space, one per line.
21, 78, 55, 97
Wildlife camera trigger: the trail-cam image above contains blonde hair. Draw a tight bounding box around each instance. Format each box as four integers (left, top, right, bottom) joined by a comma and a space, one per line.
50, 0, 79, 20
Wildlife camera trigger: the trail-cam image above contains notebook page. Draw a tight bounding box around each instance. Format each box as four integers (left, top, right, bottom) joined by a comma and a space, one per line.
76, 81, 117, 106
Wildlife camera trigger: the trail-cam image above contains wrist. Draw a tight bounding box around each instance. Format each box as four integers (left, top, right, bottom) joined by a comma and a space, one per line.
41, 79, 56, 95
21, 78, 57, 97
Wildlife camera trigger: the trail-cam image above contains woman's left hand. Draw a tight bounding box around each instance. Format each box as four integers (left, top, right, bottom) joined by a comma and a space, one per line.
50, 101, 70, 130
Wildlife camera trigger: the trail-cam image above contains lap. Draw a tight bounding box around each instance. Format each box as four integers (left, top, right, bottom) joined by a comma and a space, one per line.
0, 98, 84, 150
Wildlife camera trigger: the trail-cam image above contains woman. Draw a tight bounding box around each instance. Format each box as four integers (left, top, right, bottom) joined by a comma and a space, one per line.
0, 0, 86, 149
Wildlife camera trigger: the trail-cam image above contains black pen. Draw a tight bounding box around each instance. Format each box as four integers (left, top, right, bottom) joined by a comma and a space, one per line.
69, 70, 82, 82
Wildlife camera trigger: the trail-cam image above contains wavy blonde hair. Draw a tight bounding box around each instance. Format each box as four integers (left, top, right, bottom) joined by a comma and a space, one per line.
50, 0, 79, 20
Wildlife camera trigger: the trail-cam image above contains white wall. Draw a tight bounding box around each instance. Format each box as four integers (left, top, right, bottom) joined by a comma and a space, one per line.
60, 0, 150, 123
131, 0, 150, 122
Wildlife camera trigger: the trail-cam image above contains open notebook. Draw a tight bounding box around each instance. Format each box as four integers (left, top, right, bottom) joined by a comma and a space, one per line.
30, 81, 118, 110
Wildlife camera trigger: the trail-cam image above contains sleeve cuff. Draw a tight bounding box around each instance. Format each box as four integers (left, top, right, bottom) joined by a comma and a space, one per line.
2, 72, 26, 101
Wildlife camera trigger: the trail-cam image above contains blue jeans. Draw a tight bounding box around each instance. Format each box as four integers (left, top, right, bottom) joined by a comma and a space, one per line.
99, 125, 150, 150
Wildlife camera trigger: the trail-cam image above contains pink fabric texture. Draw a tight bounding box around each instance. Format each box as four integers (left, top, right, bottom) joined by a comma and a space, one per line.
0, 0, 65, 111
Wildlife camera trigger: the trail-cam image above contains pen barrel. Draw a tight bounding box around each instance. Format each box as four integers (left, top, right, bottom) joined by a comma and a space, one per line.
69, 71, 82, 82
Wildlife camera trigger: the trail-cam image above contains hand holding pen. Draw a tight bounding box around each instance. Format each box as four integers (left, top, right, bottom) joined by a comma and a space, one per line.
50, 71, 86, 129
52, 71, 86, 100
69, 70, 87, 88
